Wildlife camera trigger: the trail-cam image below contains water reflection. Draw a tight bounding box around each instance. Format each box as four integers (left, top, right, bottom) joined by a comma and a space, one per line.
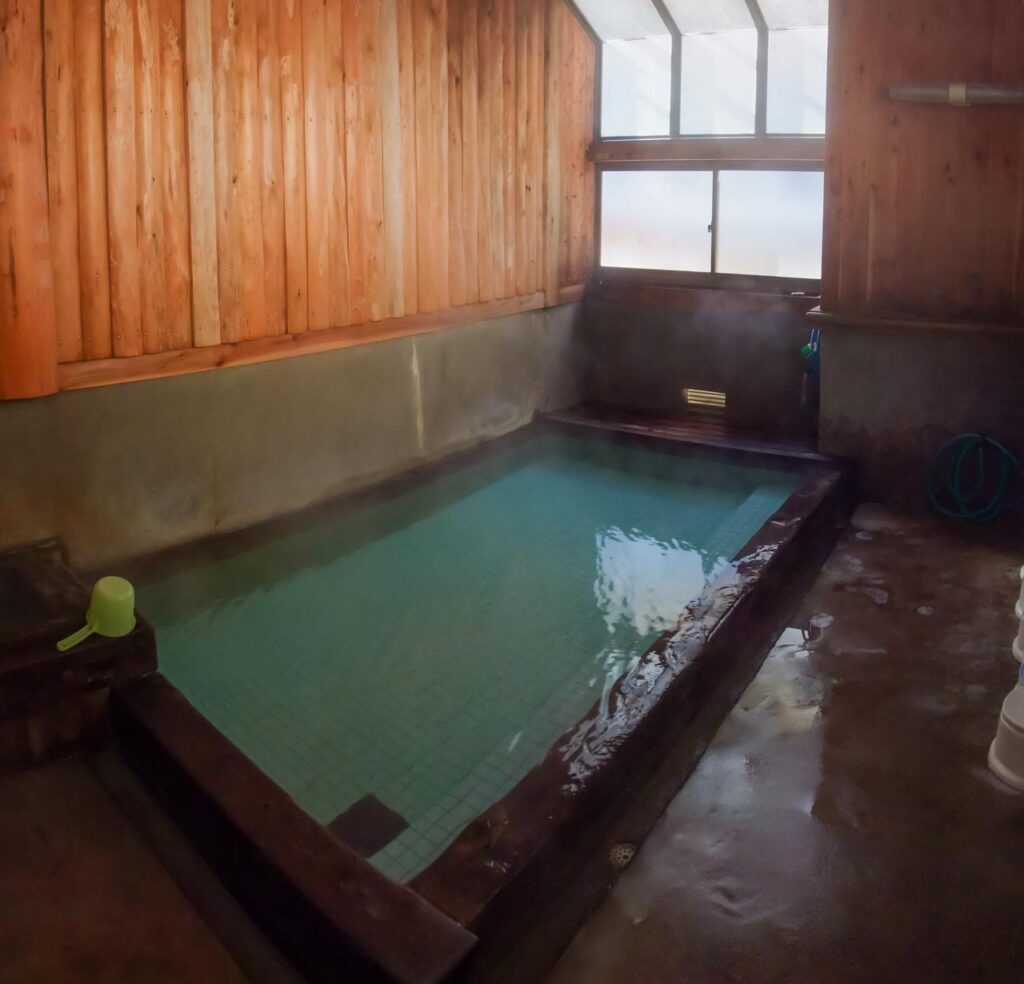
593, 527, 711, 638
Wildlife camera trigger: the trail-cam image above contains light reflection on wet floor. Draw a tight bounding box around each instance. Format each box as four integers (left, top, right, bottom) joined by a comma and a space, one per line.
548, 506, 1024, 984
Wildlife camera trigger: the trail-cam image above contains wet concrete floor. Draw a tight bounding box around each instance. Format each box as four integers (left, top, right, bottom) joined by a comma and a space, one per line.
548, 506, 1024, 984
0, 748, 306, 984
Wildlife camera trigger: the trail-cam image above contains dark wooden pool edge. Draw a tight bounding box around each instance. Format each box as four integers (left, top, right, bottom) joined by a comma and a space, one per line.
109, 678, 476, 984
410, 420, 853, 982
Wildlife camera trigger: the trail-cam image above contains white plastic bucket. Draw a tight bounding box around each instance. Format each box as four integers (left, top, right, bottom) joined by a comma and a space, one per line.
989, 684, 1024, 792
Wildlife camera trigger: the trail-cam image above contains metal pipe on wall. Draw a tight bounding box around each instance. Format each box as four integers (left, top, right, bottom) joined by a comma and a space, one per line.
889, 83, 1024, 106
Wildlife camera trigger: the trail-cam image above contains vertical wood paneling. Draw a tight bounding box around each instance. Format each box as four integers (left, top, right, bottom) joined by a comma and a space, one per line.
460, 0, 480, 304
302, 0, 330, 329
396, 0, 419, 315
277, 0, 308, 333
184, 0, 221, 347
475, 0, 496, 303
378, 0, 405, 319
75, 0, 114, 359
447, 0, 467, 307
413, 0, 450, 312
43, 0, 83, 363
211, 0, 241, 340
258, 0, 286, 337
325, 0, 351, 328
542, 0, 561, 306
532, 0, 548, 290
488, 1, 505, 299
159, 0, 193, 351
558, 3, 594, 288
10, 0, 598, 389
105, 0, 144, 357
136, 0, 168, 353
343, 0, 389, 324
0, 0, 59, 398
824, 0, 1024, 322
500, 0, 516, 297
234, 1, 268, 340
514, 0, 529, 297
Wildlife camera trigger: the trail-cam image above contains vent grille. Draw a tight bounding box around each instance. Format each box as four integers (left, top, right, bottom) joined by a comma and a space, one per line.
683, 388, 727, 412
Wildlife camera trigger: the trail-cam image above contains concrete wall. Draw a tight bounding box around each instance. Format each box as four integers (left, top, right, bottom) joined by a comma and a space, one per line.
820, 327, 1024, 508
0, 305, 582, 569
581, 289, 817, 438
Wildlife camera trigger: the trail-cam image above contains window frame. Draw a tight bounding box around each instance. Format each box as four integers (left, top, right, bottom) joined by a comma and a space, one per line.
568, 0, 827, 294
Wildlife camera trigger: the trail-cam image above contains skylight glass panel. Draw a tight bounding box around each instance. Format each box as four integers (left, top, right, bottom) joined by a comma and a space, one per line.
577, 1, 673, 137
680, 30, 758, 134
767, 26, 828, 133
757, 0, 829, 30
574, 0, 668, 41
665, 2, 758, 135
601, 36, 673, 136
663, 0, 757, 33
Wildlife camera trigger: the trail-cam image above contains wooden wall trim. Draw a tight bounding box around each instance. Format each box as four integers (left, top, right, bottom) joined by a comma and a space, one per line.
56, 291, 582, 392
808, 306, 1024, 337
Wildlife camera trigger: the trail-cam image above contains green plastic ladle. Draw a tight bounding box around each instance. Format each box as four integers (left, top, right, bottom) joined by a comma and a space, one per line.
56, 576, 137, 652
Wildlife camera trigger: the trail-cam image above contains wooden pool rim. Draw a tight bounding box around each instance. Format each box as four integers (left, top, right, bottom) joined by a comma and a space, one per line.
110, 413, 853, 983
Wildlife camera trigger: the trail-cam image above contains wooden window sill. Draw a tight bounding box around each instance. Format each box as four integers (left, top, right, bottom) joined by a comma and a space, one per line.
807, 307, 1024, 336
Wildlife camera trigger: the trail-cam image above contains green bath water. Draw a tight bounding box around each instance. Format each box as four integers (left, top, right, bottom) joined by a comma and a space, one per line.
136, 430, 798, 882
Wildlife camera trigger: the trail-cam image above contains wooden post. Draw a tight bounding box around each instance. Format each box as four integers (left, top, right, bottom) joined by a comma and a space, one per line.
0, 0, 59, 399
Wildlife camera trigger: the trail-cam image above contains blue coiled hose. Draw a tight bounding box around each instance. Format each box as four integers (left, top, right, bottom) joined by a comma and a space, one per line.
927, 434, 1024, 522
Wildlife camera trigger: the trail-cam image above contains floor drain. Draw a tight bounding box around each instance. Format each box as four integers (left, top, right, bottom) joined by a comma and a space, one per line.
609, 843, 636, 869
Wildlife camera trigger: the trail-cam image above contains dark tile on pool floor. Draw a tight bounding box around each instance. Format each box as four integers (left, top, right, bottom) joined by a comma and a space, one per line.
547, 506, 1024, 984
327, 794, 410, 858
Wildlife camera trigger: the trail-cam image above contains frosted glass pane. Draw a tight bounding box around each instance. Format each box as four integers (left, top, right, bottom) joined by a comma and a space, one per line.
758, 0, 828, 30
663, 0, 754, 33
575, 0, 667, 41
768, 27, 828, 133
601, 36, 672, 137
680, 30, 758, 135
717, 170, 824, 279
601, 171, 713, 271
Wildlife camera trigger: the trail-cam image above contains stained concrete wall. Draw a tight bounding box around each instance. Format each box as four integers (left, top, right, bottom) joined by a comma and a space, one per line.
581, 291, 817, 438
0, 305, 582, 568
820, 327, 1024, 508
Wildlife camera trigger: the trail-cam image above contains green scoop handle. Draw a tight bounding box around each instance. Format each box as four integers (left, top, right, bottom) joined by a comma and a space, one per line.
56, 620, 97, 653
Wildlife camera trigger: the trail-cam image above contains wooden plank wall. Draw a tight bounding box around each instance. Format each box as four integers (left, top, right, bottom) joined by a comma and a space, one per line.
0, 0, 596, 398
823, 0, 1024, 324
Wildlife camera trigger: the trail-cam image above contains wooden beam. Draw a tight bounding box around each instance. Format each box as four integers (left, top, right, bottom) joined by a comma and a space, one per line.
0, 0, 59, 399
807, 306, 1024, 337
589, 136, 826, 163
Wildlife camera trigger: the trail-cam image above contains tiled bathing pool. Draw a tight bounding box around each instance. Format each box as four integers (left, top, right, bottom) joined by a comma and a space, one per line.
136, 430, 799, 883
